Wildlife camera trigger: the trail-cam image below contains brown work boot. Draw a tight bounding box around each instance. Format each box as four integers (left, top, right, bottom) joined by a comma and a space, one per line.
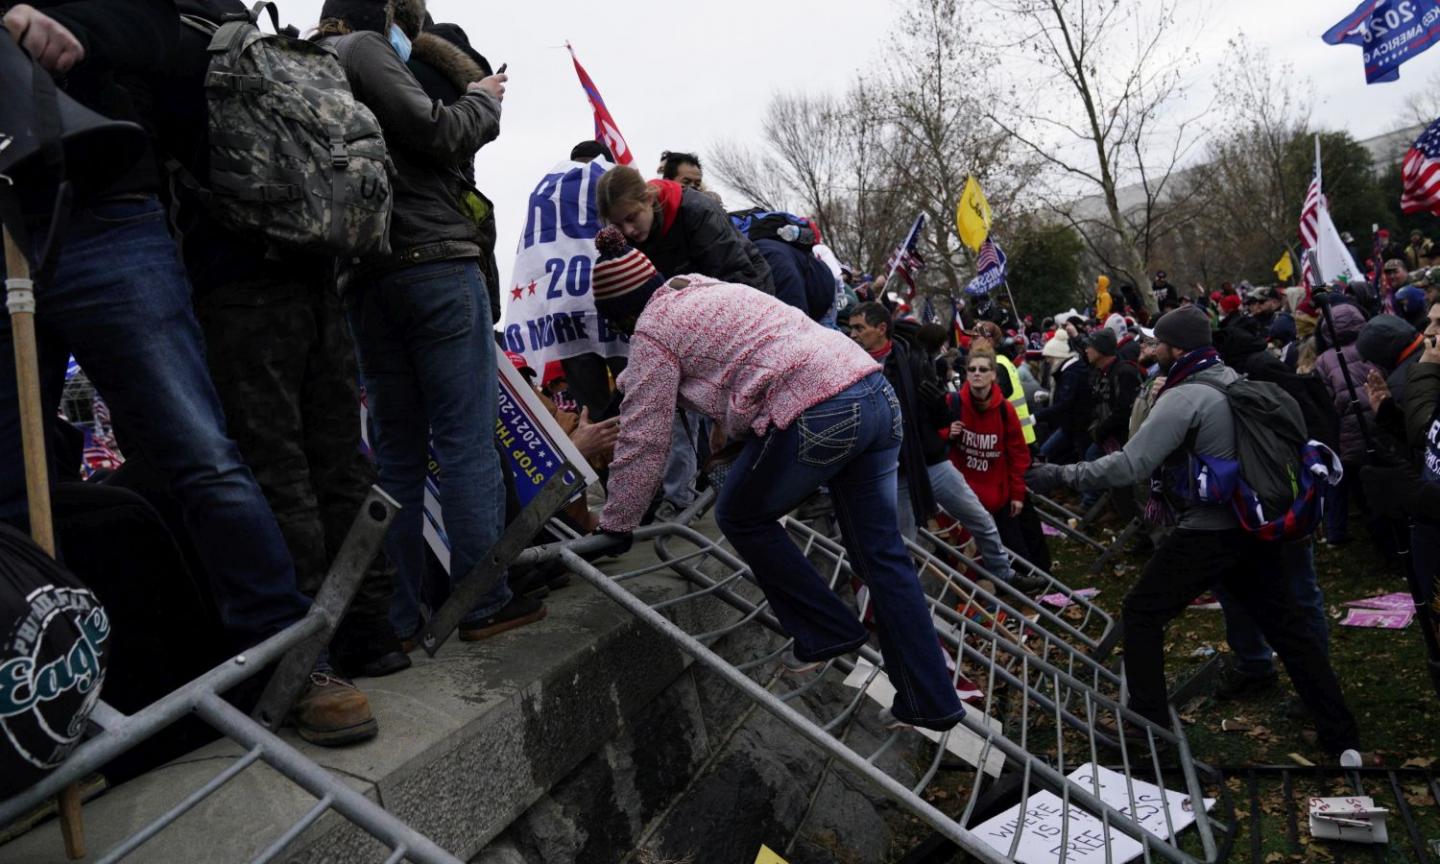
291, 671, 378, 746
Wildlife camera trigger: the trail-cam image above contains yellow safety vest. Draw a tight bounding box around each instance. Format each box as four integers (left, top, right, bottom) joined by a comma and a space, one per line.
996, 354, 1036, 444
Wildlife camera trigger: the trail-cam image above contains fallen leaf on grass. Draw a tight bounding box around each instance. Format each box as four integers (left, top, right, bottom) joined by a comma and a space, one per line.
1403, 784, 1431, 807
1401, 756, 1436, 769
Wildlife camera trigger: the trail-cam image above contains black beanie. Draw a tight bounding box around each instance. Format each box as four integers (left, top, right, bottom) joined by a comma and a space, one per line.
1153, 306, 1212, 352
1087, 329, 1117, 357
319, 0, 391, 34
571, 140, 615, 162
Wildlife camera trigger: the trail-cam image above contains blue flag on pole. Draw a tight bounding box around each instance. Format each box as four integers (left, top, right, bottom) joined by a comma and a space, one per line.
1322, 0, 1440, 84
964, 239, 1008, 296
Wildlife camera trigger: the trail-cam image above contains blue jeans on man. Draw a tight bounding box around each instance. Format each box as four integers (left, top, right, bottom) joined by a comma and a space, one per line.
0, 197, 310, 642
343, 259, 507, 638
896, 461, 1015, 584
1217, 539, 1329, 677
715, 372, 964, 730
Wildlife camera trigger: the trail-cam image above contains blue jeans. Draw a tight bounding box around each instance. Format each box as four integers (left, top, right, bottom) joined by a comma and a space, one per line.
1039, 427, 1079, 463
343, 259, 506, 636
715, 372, 964, 730
661, 410, 702, 508
1218, 540, 1329, 677
0, 197, 309, 641
897, 462, 1015, 583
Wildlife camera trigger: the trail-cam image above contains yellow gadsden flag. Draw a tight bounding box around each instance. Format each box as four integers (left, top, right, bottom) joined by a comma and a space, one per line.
956, 175, 993, 252
754, 845, 789, 864
1273, 250, 1295, 282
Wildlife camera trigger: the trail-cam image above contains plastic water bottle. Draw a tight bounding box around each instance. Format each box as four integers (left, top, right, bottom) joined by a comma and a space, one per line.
777, 224, 801, 243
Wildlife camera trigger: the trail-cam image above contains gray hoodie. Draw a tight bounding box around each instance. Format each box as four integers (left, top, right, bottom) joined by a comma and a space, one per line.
1061, 363, 1239, 531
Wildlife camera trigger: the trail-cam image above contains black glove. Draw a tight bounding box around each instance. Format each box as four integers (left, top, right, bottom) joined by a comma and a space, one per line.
599, 529, 633, 556
1026, 464, 1068, 495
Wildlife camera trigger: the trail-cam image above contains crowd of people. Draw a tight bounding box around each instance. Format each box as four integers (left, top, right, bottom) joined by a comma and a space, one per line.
1, 0, 1438, 775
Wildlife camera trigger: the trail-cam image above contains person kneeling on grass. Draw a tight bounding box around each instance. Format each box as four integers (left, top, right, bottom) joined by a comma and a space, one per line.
588, 227, 963, 731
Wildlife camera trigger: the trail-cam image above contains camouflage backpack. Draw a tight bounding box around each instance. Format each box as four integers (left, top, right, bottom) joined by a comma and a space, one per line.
181, 1, 391, 256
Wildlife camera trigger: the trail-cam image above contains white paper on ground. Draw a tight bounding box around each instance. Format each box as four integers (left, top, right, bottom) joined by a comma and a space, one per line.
841, 659, 1005, 777
1307, 796, 1389, 844
970, 763, 1216, 864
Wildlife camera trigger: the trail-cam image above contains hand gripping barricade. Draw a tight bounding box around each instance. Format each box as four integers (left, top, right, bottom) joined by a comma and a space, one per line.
518, 488, 1236, 864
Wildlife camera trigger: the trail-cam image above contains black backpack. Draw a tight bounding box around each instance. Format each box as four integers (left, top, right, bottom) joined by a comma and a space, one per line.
728, 208, 818, 249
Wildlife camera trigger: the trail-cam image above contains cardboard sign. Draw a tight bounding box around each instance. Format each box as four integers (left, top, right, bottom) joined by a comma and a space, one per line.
972, 764, 1214, 864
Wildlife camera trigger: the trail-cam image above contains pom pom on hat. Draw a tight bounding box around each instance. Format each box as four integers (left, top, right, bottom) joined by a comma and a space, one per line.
593, 226, 667, 330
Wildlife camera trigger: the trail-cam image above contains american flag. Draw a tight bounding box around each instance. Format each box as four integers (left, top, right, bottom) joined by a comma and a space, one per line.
886, 214, 927, 295
1401, 117, 1440, 216
1299, 172, 1322, 288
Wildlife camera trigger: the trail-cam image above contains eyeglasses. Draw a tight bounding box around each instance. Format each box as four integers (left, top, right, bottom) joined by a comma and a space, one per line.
966, 365, 993, 374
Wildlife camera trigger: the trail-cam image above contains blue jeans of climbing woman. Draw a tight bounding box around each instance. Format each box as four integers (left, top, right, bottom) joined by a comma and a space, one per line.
715, 372, 964, 730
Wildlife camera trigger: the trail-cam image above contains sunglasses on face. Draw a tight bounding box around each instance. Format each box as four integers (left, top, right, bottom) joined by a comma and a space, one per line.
967, 366, 993, 373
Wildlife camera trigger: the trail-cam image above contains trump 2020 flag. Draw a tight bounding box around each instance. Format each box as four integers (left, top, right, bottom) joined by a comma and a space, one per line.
500, 158, 631, 369
567, 43, 633, 165
1323, 0, 1440, 84
964, 238, 1008, 295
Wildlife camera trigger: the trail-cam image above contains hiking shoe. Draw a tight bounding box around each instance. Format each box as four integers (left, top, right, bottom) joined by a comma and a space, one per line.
458, 596, 548, 642
877, 706, 913, 730
1213, 666, 1279, 701
780, 648, 823, 674
292, 671, 377, 746
1007, 572, 1049, 594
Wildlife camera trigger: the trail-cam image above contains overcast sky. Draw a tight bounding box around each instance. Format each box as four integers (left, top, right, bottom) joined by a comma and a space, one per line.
282, 0, 1437, 289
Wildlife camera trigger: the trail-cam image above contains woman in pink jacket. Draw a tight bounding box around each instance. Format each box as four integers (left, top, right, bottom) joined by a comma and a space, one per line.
589, 228, 963, 731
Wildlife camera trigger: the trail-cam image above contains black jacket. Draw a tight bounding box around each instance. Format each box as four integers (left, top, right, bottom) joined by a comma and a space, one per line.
323, 31, 500, 277
1037, 357, 1092, 433
28, 0, 180, 201
1359, 314, 1425, 405
753, 238, 833, 320
879, 335, 947, 520
1216, 327, 1341, 450
1088, 358, 1142, 445
639, 188, 775, 292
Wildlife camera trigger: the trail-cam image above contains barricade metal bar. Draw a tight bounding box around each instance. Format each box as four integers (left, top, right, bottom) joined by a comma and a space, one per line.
248, 793, 334, 864
93, 747, 265, 864
196, 692, 460, 864
254, 486, 399, 729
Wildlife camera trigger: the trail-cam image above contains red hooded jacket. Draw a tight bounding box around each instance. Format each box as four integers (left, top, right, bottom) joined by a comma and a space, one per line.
941, 383, 1030, 513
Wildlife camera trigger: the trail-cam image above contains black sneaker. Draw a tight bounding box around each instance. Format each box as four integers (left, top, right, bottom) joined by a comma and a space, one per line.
1007, 572, 1049, 594
459, 596, 548, 642
1213, 666, 1279, 701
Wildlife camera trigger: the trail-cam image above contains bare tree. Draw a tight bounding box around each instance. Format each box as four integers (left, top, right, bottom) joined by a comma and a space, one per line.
982, 0, 1209, 315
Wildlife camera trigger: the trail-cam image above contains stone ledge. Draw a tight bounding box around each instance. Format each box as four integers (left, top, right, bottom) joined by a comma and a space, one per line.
0, 534, 716, 864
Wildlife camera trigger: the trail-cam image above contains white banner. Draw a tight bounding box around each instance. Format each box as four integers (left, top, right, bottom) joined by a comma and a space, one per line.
1313, 198, 1365, 285
499, 158, 631, 368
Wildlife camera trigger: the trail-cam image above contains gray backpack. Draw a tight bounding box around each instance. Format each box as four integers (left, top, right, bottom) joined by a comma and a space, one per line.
181, 2, 391, 255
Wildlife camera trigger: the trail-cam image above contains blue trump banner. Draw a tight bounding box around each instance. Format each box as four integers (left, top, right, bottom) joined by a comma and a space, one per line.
1323, 0, 1440, 83
359, 361, 598, 574
964, 239, 1008, 295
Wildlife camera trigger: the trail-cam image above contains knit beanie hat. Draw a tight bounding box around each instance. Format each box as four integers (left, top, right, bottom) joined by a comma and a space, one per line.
319, 0, 392, 34
1041, 331, 1074, 360
1087, 329, 1118, 357
1153, 306, 1212, 351
593, 226, 667, 327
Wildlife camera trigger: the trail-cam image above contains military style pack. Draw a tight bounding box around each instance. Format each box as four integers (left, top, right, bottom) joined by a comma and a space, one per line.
179, 1, 392, 256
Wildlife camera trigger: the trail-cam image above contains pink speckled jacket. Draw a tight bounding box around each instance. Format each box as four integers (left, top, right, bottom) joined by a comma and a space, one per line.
598, 275, 877, 532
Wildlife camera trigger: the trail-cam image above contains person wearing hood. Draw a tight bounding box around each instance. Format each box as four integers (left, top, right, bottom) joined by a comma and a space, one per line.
849, 304, 1024, 589
595, 164, 774, 293
1358, 314, 1428, 417
1314, 302, 1381, 548
1025, 308, 1361, 755
589, 229, 964, 732
1035, 331, 1092, 463
316, 1, 545, 649
1095, 275, 1113, 321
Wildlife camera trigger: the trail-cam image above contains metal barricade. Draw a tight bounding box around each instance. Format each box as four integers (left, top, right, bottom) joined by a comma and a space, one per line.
0, 488, 463, 864
512, 500, 1234, 864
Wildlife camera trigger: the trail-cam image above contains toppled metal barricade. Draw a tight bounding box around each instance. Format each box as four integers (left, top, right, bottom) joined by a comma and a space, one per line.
518, 491, 1234, 864
0, 488, 463, 864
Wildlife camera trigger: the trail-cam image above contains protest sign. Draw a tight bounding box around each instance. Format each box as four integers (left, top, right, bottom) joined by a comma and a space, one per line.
1344, 591, 1416, 610
1341, 607, 1414, 629
499, 158, 630, 368
972, 763, 1214, 864
360, 360, 598, 575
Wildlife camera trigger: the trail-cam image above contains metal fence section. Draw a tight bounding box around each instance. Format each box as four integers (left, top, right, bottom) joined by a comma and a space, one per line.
515, 496, 1234, 864
0, 488, 463, 864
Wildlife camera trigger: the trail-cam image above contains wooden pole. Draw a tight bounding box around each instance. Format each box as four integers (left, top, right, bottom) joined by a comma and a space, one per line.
4, 227, 84, 858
